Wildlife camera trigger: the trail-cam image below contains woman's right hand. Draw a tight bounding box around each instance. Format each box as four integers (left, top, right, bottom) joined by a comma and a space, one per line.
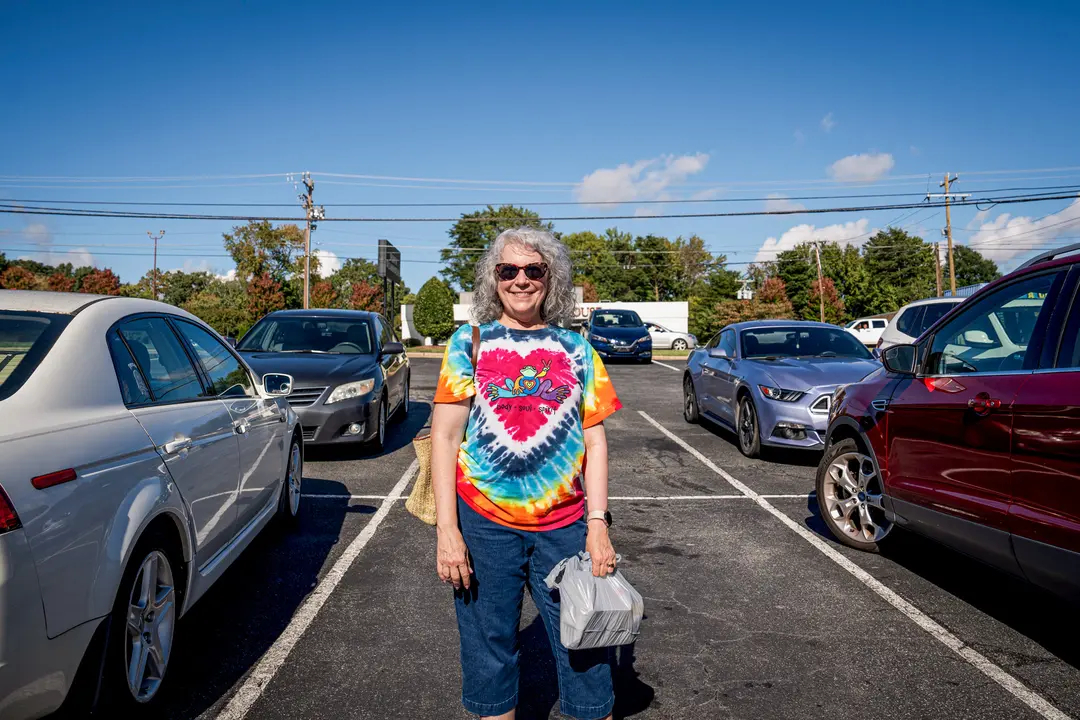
436, 526, 473, 590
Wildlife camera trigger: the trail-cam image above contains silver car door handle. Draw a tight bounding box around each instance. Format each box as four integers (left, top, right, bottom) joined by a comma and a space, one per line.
235, 422, 250, 435
163, 437, 192, 454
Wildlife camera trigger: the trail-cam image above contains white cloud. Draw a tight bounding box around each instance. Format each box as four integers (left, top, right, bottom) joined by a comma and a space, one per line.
574, 153, 709, 205
633, 206, 661, 217
754, 219, 873, 263
14, 222, 96, 268
828, 152, 895, 182
314, 249, 342, 275
764, 193, 807, 213
821, 113, 836, 132
794, 129, 806, 145
966, 197, 1080, 267
909, 145, 922, 156
216, 268, 238, 281
690, 188, 723, 201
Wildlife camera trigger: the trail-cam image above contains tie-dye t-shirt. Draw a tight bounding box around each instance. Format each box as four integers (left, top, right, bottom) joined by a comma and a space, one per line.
434, 321, 621, 531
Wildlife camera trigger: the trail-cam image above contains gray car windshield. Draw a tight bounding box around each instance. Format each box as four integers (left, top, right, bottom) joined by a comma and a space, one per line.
741, 326, 872, 359
0, 311, 72, 401
238, 317, 375, 355
592, 310, 644, 328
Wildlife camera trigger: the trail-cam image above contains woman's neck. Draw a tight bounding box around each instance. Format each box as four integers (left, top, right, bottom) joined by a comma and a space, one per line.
498, 313, 547, 331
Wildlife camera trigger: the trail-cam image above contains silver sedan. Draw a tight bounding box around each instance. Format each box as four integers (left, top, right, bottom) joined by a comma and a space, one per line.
0, 290, 303, 719
646, 322, 697, 350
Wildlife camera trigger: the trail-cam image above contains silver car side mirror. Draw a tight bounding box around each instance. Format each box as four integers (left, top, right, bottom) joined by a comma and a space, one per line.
262, 373, 294, 397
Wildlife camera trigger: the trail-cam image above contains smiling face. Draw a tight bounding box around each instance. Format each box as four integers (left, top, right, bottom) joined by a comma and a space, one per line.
496, 242, 548, 327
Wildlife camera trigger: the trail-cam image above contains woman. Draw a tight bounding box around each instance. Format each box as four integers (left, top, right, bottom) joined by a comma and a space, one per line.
431, 227, 622, 720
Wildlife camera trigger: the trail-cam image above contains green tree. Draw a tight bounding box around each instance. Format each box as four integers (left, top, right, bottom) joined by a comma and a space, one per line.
952, 245, 1001, 287
158, 270, 214, 306
311, 280, 339, 309
774, 247, 817, 318
414, 277, 456, 342
440, 206, 552, 291
1, 266, 36, 290
223, 221, 310, 306
634, 234, 678, 301
671, 235, 712, 297
11, 258, 56, 276
809, 277, 846, 324
349, 281, 384, 312
184, 284, 249, 338
862, 228, 936, 307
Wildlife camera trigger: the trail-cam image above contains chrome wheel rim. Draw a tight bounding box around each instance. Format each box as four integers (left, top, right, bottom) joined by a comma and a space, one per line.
673, 339, 687, 350
287, 442, 302, 516
823, 451, 892, 543
125, 550, 176, 703
739, 400, 755, 451
683, 378, 695, 419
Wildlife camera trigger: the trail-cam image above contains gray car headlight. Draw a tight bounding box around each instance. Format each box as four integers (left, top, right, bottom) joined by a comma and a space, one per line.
326, 379, 375, 404
758, 385, 806, 402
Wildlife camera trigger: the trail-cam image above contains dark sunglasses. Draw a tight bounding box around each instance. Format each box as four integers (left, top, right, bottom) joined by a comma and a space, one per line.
495, 262, 549, 281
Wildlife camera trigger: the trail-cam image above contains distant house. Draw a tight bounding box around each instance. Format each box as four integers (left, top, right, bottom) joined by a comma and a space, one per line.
736, 278, 755, 300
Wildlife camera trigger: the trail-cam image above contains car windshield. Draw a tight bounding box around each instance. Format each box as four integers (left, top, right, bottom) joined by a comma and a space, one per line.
237, 316, 375, 355
741, 326, 872, 360
0, 311, 72, 401
592, 310, 644, 328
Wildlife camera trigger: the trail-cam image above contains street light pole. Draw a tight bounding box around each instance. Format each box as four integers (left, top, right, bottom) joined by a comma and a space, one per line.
147, 230, 165, 299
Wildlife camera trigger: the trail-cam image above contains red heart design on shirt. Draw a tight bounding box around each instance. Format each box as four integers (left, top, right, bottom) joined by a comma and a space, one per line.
477, 347, 577, 442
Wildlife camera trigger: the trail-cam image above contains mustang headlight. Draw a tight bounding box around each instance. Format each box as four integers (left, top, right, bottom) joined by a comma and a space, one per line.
326, 379, 375, 404
758, 385, 805, 402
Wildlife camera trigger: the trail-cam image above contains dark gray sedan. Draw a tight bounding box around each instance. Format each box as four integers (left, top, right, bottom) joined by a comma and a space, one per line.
237, 310, 409, 451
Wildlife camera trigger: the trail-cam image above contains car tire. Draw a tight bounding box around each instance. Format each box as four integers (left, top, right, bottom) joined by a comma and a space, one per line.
277, 436, 302, 524
736, 395, 761, 458
368, 394, 387, 452
100, 529, 181, 713
683, 376, 700, 424
672, 339, 688, 350
393, 376, 410, 421
815, 438, 893, 552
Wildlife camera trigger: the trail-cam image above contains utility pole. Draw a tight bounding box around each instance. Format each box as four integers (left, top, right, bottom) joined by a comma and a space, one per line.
298, 173, 325, 309
926, 174, 969, 296
812, 242, 825, 323
147, 230, 165, 299
934, 242, 943, 297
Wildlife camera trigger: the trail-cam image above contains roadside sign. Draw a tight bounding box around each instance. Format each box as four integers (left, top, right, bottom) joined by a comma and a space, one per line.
378, 239, 401, 283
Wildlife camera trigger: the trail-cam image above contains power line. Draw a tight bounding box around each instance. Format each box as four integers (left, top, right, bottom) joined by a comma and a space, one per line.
1, 191, 1077, 223
3, 184, 1078, 209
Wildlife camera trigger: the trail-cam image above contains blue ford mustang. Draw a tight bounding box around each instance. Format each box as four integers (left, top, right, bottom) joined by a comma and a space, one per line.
683, 320, 881, 457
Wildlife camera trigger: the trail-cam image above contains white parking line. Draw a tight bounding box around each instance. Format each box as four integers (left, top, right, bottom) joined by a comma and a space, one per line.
638, 410, 1072, 720
300, 493, 812, 501
217, 459, 419, 720
650, 359, 683, 372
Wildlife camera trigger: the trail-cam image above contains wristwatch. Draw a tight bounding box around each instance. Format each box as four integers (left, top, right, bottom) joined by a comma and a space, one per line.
587, 510, 612, 527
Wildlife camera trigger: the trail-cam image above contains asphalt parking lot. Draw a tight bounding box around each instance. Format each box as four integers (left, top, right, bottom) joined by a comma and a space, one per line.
124, 356, 1080, 720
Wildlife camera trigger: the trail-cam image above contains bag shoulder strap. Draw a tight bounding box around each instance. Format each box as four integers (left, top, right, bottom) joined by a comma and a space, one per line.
471, 324, 481, 369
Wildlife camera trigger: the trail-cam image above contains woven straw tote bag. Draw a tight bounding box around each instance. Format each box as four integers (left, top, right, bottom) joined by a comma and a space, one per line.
405, 325, 480, 525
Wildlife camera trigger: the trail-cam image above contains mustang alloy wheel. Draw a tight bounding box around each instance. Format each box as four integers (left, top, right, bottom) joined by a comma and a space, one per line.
816, 438, 893, 551
737, 396, 761, 458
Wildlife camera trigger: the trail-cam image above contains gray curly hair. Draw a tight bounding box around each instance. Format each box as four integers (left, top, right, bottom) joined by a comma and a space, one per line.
471, 227, 576, 326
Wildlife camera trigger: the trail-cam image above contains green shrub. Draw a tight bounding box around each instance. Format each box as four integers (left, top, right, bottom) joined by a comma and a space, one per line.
413, 277, 456, 342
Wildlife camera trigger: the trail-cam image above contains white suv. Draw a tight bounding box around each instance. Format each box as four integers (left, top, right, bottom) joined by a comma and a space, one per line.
874, 297, 965, 356
845, 316, 888, 346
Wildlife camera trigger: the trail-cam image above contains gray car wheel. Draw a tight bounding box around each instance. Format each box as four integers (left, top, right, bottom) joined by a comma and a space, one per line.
368, 395, 387, 452
816, 438, 892, 552
278, 438, 302, 522
672, 338, 688, 350
683, 376, 700, 423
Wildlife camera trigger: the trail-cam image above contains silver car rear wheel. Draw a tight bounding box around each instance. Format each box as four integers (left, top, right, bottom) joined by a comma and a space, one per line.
672, 338, 688, 350
817, 442, 892, 551
287, 441, 302, 517
124, 550, 176, 703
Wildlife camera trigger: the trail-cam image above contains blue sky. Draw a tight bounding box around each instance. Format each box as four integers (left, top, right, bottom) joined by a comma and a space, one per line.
2, 0, 1079, 292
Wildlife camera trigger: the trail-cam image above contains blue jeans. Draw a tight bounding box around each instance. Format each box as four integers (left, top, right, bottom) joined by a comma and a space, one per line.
454, 497, 615, 719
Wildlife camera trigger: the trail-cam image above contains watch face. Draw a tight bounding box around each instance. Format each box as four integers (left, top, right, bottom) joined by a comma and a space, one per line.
604, 511, 613, 527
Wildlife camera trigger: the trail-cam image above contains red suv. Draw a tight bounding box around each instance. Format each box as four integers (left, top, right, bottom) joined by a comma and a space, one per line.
818, 243, 1080, 602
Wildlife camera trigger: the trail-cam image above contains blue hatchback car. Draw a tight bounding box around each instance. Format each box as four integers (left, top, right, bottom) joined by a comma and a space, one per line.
584, 308, 652, 362
683, 320, 881, 457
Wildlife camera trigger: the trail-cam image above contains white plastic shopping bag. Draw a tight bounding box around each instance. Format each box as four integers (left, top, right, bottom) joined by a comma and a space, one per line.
544, 552, 644, 650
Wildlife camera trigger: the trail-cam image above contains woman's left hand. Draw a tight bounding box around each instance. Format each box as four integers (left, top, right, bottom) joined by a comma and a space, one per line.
586, 522, 617, 577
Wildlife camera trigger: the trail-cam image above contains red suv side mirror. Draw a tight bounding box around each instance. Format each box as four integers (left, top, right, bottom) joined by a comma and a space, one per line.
882, 344, 917, 375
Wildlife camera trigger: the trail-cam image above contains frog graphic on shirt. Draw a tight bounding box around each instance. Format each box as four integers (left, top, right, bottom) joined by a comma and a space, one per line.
485, 359, 571, 404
